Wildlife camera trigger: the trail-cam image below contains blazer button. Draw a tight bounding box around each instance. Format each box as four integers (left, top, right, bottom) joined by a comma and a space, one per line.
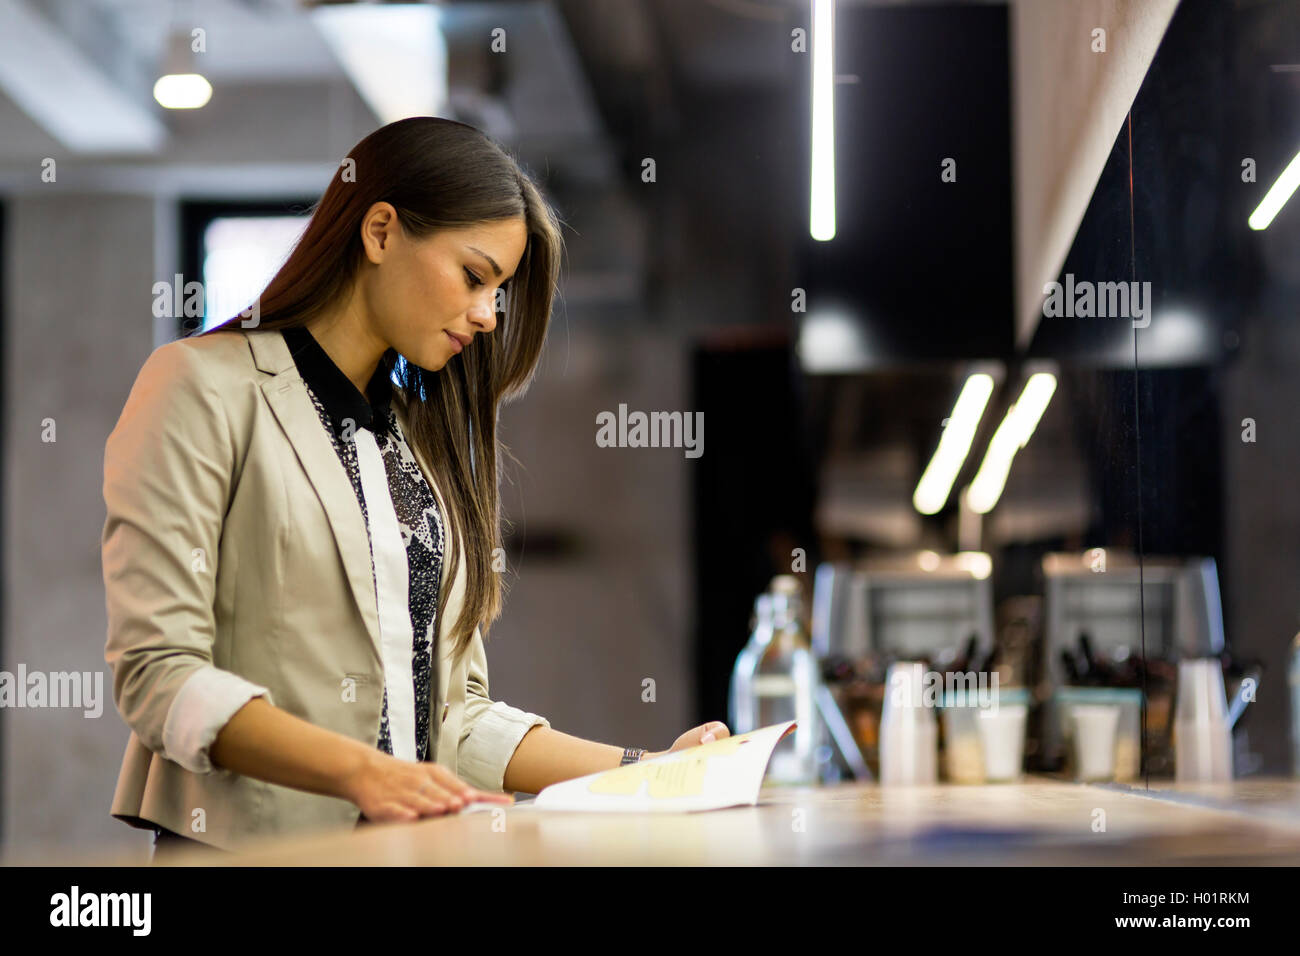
442, 703, 449, 724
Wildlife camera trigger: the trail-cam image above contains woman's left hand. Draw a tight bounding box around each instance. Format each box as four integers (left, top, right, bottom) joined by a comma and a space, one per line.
645, 721, 730, 761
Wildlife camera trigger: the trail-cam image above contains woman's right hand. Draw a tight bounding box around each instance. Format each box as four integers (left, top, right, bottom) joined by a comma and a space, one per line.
344, 750, 514, 822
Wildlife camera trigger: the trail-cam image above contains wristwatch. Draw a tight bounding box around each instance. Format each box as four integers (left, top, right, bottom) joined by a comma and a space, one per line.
620, 747, 647, 765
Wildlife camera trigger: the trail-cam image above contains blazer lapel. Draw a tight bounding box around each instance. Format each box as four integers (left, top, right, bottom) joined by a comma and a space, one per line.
244, 329, 384, 667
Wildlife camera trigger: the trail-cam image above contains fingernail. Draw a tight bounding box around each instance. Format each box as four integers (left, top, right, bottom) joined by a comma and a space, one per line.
702, 732, 715, 742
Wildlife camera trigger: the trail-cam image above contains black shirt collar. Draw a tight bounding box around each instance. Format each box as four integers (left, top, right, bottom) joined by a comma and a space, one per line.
281, 325, 393, 436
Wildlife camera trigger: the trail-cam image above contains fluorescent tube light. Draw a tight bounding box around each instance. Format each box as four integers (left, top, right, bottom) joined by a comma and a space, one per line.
966, 373, 1056, 514
809, 0, 836, 241
913, 373, 995, 515
1248, 147, 1300, 230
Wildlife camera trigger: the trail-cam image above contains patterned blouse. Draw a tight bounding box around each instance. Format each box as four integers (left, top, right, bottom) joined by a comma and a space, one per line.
282, 325, 442, 762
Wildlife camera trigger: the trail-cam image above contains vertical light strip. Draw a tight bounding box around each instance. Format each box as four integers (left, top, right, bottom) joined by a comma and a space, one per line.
1248, 147, 1300, 230
810, 0, 836, 241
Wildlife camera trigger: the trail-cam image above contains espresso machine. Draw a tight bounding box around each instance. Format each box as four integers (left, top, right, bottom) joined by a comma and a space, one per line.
811, 553, 996, 778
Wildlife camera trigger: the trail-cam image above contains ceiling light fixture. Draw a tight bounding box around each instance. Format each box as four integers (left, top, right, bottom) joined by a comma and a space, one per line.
153, 27, 211, 109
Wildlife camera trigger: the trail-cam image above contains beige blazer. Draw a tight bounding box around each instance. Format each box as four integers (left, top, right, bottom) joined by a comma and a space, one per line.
102, 327, 548, 850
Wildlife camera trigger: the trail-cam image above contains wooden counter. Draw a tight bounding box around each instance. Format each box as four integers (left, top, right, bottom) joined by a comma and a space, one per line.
138, 776, 1300, 866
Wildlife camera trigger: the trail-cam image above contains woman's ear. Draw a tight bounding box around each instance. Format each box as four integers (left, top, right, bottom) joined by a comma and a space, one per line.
360, 201, 399, 264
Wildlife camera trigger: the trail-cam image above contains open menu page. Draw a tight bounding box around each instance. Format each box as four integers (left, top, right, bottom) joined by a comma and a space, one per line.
526, 720, 798, 813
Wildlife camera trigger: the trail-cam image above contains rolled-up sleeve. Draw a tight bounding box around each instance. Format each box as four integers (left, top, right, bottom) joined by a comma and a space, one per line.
163, 666, 273, 773
457, 625, 550, 792
102, 341, 265, 769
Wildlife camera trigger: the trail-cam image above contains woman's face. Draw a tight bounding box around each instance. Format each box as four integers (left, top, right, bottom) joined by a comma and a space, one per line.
359, 207, 528, 371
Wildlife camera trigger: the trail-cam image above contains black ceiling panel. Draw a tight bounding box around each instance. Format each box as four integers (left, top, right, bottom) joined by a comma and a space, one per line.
796, 3, 1013, 365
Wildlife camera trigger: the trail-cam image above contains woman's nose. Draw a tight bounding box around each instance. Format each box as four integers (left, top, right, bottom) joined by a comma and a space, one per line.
469, 297, 498, 333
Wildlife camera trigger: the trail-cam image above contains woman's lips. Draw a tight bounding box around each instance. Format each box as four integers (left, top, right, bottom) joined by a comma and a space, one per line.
445, 330, 464, 353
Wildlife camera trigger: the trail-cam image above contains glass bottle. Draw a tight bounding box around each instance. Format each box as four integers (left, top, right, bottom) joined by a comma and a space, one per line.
729, 593, 773, 735
755, 576, 820, 784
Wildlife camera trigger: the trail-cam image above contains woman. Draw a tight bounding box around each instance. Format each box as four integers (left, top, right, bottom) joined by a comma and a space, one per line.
102, 117, 728, 857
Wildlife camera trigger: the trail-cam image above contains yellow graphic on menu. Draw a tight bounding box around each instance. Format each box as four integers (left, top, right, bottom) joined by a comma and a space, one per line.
588, 734, 752, 799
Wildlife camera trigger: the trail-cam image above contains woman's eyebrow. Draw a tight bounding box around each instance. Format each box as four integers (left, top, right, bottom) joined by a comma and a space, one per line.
466, 246, 503, 277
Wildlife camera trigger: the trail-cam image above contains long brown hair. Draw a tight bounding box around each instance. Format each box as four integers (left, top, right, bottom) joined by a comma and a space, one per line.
201, 117, 563, 659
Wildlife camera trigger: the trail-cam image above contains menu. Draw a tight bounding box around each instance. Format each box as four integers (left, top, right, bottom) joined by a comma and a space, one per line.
526, 720, 798, 813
